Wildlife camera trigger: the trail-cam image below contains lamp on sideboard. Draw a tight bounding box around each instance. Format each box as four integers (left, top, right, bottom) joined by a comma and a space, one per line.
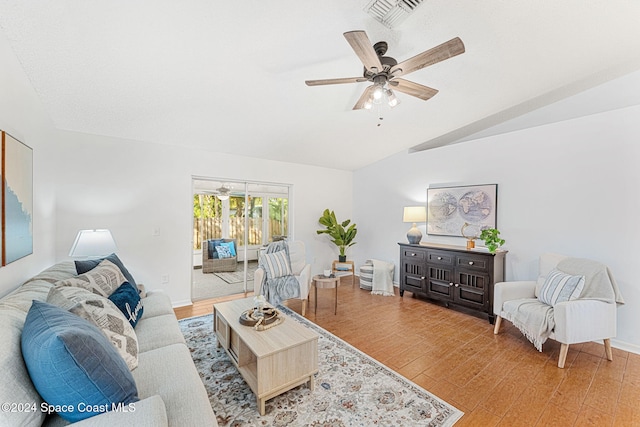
403, 206, 427, 244
69, 229, 118, 258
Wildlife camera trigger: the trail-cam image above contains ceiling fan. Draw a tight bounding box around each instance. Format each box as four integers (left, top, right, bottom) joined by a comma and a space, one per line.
202, 184, 232, 200
305, 31, 465, 110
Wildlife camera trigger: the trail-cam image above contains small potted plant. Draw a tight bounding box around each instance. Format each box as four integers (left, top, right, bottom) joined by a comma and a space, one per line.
479, 227, 505, 253
316, 209, 357, 262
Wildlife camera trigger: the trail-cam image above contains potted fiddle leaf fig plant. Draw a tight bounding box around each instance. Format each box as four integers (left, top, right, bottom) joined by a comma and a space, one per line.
316, 209, 357, 262
479, 227, 505, 253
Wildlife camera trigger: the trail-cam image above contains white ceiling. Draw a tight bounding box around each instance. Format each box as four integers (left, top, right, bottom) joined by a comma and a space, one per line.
1, 0, 639, 171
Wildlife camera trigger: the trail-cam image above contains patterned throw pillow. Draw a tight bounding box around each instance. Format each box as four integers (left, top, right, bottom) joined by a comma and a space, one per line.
259, 250, 292, 279
538, 269, 585, 306
75, 253, 138, 289
208, 239, 224, 259
47, 287, 139, 370
215, 245, 232, 259
56, 259, 125, 297
220, 241, 236, 256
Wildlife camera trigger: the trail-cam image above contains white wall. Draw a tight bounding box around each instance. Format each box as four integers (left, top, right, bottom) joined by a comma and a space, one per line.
0, 31, 58, 297
352, 104, 640, 353
51, 131, 353, 306
0, 22, 353, 307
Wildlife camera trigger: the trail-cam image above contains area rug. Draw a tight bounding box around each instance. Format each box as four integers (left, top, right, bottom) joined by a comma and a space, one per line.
214, 263, 258, 284
179, 306, 463, 426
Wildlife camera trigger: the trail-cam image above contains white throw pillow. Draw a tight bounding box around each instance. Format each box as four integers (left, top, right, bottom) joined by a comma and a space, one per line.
538, 269, 585, 306
260, 250, 292, 279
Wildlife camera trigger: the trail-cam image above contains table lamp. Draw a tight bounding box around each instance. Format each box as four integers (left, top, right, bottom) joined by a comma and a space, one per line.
403, 206, 427, 244
69, 229, 118, 258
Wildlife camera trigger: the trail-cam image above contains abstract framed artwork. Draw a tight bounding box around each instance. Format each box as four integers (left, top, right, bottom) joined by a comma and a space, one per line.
1, 130, 33, 266
427, 183, 497, 237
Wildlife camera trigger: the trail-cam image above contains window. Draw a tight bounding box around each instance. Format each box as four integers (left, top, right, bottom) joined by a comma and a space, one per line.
192, 180, 290, 250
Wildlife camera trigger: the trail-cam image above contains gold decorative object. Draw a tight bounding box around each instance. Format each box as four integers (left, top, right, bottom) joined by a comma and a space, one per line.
461, 222, 480, 250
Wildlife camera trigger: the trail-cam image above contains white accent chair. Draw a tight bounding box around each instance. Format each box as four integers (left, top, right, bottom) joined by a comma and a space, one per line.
254, 241, 312, 316
493, 253, 618, 368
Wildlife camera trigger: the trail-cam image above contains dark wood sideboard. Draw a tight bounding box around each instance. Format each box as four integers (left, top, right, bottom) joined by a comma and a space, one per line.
399, 242, 506, 323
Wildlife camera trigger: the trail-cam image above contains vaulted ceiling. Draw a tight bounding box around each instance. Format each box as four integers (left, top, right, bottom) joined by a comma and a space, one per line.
1, 1, 639, 170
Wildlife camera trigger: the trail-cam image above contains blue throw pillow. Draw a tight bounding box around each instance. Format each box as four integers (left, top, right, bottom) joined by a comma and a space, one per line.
21, 301, 139, 423
215, 245, 232, 259
220, 241, 236, 257
108, 282, 143, 328
75, 253, 137, 290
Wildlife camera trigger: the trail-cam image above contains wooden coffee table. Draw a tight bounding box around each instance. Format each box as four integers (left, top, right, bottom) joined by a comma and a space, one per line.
213, 298, 319, 415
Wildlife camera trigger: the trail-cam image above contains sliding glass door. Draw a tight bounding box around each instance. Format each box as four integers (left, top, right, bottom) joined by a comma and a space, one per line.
191, 178, 290, 301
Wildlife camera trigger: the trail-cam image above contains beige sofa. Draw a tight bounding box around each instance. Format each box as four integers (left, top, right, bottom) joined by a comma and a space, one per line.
0, 261, 217, 426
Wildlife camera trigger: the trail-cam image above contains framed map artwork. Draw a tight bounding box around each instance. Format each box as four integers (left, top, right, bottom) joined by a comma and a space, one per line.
427, 184, 497, 237
1, 130, 33, 266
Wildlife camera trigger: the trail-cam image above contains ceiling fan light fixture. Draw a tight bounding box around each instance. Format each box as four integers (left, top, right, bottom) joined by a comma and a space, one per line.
386, 89, 399, 107
217, 194, 229, 201
373, 84, 384, 100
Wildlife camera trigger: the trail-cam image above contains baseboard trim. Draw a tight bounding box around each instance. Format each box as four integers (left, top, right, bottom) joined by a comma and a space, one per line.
611, 338, 640, 355
172, 299, 193, 308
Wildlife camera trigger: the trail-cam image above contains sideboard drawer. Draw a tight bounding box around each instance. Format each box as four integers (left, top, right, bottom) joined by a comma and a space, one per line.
457, 255, 488, 271
402, 248, 426, 261
427, 250, 454, 265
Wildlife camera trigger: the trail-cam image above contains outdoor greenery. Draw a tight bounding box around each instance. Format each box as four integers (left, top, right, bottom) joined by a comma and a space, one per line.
316, 209, 357, 257
192, 194, 288, 250
193, 194, 222, 219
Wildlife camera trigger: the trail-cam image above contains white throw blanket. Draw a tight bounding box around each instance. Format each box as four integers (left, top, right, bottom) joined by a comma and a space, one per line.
501, 257, 624, 352
368, 259, 395, 297
502, 299, 554, 351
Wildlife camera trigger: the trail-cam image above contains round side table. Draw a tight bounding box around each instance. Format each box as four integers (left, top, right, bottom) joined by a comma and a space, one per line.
312, 274, 340, 315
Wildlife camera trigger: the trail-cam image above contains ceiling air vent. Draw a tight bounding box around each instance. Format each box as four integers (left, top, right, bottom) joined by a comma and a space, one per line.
364, 0, 426, 28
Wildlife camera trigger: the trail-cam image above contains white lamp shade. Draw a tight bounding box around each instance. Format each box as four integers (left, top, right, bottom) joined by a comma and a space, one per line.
403, 206, 427, 223
69, 229, 118, 258
403, 206, 426, 244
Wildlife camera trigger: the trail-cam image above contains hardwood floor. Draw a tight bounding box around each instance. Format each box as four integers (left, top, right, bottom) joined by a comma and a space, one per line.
174, 279, 640, 426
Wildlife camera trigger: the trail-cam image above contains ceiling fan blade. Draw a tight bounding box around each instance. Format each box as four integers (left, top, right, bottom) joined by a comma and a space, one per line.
305, 77, 368, 86
389, 78, 439, 101
343, 31, 384, 73
390, 37, 465, 77
353, 85, 375, 110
